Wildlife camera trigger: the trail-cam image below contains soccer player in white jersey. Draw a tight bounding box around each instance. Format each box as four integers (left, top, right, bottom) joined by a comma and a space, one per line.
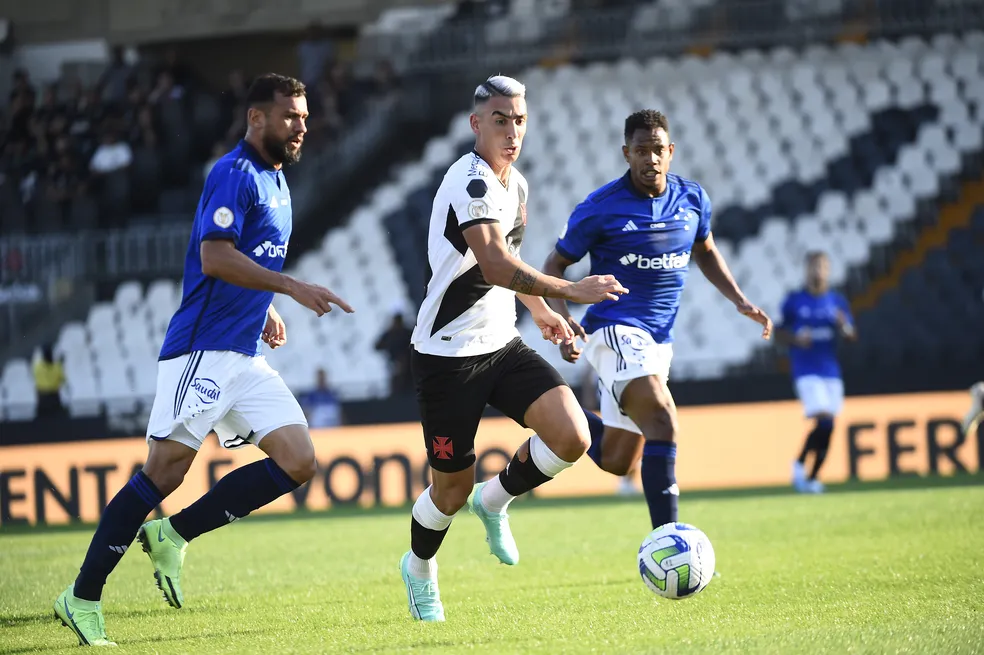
400, 75, 628, 622
53, 74, 353, 647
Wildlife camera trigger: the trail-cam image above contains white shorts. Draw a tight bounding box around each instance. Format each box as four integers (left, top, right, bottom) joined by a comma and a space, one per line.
146, 350, 307, 452
794, 375, 844, 417
582, 324, 673, 435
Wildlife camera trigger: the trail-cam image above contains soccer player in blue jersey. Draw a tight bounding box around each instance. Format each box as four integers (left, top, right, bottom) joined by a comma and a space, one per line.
776, 251, 857, 493
542, 110, 772, 530
53, 74, 353, 647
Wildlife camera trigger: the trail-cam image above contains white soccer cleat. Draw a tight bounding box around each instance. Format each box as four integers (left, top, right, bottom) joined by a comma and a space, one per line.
792, 461, 809, 492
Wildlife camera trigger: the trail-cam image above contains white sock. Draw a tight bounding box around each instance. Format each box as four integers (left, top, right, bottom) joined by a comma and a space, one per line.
480, 475, 515, 514
407, 552, 438, 580
481, 435, 575, 513
408, 486, 453, 580
529, 433, 575, 477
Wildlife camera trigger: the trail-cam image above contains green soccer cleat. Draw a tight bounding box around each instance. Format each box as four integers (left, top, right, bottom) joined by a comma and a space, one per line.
53, 584, 117, 647
468, 481, 520, 565
137, 518, 187, 609
399, 551, 445, 622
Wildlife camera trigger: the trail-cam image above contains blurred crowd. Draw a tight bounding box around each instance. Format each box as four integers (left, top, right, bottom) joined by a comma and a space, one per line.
0, 38, 400, 236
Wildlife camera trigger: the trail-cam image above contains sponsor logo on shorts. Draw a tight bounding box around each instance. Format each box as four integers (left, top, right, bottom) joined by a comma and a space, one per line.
191, 377, 221, 404
619, 251, 691, 270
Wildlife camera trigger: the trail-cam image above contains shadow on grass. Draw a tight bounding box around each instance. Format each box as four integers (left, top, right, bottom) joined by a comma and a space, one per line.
3, 472, 982, 537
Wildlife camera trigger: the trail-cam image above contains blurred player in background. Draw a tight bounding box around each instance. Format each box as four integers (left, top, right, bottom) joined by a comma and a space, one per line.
542, 110, 772, 530
400, 75, 626, 622
53, 74, 353, 647
776, 251, 856, 493
964, 381, 984, 437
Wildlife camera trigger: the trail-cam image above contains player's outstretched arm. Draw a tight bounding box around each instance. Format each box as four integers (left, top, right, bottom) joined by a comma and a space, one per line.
462, 222, 627, 304
200, 240, 354, 316
692, 233, 772, 339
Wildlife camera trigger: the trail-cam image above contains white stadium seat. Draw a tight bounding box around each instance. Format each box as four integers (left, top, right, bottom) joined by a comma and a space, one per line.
20, 34, 982, 402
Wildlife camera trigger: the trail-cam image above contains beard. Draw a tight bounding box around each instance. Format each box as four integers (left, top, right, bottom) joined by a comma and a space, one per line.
262, 132, 302, 166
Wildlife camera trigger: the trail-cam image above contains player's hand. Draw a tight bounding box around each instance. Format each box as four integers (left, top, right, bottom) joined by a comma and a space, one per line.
567, 275, 628, 305
533, 308, 575, 346
262, 305, 287, 349
736, 300, 773, 340
290, 280, 355, 317
560, 317, 588, 363
835, 310, 857, 339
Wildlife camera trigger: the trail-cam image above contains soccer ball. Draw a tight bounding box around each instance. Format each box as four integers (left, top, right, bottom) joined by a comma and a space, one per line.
637, 522, 716, 599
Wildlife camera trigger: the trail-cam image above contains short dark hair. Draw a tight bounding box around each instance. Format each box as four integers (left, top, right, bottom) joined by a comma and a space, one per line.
246, 73, 306, 107
624, 109, 670, 143
806, 250, 828, 262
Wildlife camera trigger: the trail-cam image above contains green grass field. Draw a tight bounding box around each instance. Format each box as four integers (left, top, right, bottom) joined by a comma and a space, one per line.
2, 476, 984, 654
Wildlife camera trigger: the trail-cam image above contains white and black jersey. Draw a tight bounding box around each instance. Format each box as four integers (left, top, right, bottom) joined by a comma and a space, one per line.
411, 151, 529, 357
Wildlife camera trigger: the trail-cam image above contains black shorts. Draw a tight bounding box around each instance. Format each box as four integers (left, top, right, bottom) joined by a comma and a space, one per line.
412, 337, 568, 473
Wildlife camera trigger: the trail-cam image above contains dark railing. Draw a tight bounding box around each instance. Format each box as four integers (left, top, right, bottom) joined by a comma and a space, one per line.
363, 0, 984, 74
0, 225, 190, 286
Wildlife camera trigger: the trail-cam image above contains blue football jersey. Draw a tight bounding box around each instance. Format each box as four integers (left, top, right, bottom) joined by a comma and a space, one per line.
159, 141, 292, 360
555, 172, 711, 343
779, 289, 853, 379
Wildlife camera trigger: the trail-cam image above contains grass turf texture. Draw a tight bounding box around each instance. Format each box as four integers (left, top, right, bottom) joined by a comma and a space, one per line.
2, 475, 983, 654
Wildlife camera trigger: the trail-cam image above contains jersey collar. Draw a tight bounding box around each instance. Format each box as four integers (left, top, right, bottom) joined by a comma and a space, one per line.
239, 140, 277, 171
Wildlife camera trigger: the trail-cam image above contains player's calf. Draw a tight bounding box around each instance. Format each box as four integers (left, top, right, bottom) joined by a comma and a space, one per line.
621, 375, 680, 528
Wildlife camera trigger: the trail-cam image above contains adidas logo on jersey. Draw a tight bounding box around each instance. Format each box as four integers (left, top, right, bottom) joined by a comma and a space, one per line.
619, 251, 691, 270
252, 241, 289, 258
622, 220, 639, 231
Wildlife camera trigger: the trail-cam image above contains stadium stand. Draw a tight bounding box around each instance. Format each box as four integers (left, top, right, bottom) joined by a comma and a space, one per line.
2, 31, 983, 422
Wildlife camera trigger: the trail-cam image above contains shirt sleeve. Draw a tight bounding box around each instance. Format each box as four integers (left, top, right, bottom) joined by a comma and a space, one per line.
199, 167, 258, 245
695, 187, 712, 242
837, 293, 855, 326
779, 294, 796, 331
555, 200, 600, 263
452, 175, 502, 230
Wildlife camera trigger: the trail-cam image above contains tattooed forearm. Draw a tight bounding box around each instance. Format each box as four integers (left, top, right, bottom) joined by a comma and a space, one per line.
508, 268, 538, 294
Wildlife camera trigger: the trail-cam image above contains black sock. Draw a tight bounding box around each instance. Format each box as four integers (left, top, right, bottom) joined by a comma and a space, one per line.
74, 471, 164, 601
809, 418, 834, 480
640, 441, 678, 529
798, 426, 821, 464
582, 408, 606, 469
410, 518, 449, 560
498, 441, 553, 497
169, 459, 299, 542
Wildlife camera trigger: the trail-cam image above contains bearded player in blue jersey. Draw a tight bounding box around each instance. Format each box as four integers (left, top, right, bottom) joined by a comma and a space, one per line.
776, 251, 857, 494
542, 110, 772, 530
53, 74, 353, 647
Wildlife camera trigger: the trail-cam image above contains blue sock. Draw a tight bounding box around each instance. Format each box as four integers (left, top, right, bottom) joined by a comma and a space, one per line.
640, 441, 678, 529
582, 407, 606, 469
74, 471, 164, 601
169, 459, 300, 542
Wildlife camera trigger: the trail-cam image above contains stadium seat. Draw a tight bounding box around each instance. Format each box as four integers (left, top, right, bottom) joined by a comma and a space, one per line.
32, 33, 984, 403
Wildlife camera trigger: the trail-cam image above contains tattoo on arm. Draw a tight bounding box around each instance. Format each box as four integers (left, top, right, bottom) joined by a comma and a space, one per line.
508, 268, 538, 294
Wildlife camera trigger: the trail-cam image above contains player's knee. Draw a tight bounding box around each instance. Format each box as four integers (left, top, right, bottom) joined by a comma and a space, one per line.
279, 451, 318, 484
431, 482, 470, 515
638, 407, 678, 443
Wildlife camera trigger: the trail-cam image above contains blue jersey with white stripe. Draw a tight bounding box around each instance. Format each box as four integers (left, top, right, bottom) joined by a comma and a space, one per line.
779, 289, 853, 379
555, 172, 712, 343
160, 141, 292, 360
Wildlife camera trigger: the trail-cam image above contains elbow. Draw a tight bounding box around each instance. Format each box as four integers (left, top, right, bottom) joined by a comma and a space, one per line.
477, 254, 511, 287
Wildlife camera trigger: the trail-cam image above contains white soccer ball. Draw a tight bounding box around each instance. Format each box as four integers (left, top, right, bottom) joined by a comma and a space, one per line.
637, 522, 716, 599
